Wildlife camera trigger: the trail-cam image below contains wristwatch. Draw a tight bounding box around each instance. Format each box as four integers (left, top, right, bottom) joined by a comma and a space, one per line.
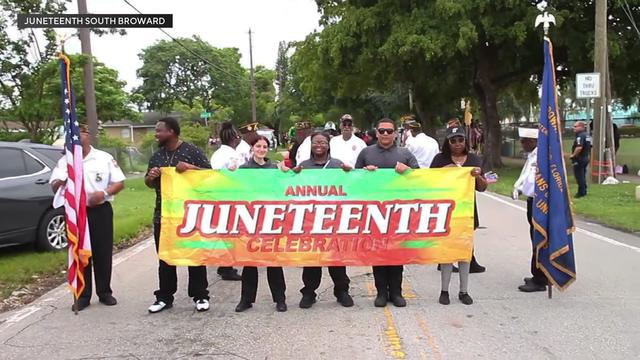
102, 189, 110, 198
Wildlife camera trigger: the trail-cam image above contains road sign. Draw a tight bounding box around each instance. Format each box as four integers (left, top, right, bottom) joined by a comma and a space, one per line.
200, 111, 211, 119
576, 73, 600, 99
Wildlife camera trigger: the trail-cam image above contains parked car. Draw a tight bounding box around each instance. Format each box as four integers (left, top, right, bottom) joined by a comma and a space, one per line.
0, 141, 67, 251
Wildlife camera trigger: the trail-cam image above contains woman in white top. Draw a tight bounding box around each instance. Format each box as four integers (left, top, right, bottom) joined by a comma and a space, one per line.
210, 122, 245, 170
209, 121, 244, 280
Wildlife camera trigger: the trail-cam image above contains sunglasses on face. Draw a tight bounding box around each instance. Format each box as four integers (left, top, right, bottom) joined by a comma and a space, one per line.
448, 137, 465, 144
342, 122, 353, 127
377, 128, 395, 135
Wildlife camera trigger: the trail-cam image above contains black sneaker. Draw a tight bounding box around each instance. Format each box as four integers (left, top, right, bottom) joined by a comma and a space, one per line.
276, 301, 288, 312
390, 294, 406, 307
458, 292, 473, 305
71, 298, 90, 312
438, 291, 450, 305
336, 292, 354, 307
99, 295, 117, 306
469, 263, 486, 273
219, 267, 242, 281
374, 293, 388, 307
235, 301, 253, 312
299, 295, 316, 309
518, 282, 547, 292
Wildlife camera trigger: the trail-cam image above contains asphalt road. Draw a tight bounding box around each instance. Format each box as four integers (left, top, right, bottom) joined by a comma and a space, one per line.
1, 192, 639, 360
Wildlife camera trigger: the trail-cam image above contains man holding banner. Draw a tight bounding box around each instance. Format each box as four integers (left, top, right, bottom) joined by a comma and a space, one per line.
356, 118, 419, 307
145, 117, 212, 313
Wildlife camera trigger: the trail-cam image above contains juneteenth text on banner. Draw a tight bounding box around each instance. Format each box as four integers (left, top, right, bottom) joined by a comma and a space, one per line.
159, 167, 476, 267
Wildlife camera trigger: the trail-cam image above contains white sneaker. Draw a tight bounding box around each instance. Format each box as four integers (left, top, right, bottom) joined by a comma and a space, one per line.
148, 301, 172, 313
195, 299, 210, 312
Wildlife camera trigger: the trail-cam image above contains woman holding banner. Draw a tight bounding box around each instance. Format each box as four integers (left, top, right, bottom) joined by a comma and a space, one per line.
430, 126, 487, 305
234, 135, 290, 312
296, 131, 355, 309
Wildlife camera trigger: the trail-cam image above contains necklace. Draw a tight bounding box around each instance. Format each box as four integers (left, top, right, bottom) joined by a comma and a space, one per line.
164, 141, 182, 166
452, 155, 467, 167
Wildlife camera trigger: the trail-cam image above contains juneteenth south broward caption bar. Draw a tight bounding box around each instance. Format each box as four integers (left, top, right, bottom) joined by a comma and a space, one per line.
176, 185, 456, 253
17, 15, 171, 28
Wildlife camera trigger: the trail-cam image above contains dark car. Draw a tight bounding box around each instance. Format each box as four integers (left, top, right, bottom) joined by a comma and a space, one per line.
0, 141, 67, 251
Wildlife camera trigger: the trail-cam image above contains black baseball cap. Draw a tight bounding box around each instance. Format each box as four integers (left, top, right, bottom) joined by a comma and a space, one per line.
446, 126, 466, 139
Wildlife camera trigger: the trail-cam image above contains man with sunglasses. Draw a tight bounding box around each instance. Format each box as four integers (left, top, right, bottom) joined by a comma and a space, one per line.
355, 118, 419, 308
329, 114, 367, 167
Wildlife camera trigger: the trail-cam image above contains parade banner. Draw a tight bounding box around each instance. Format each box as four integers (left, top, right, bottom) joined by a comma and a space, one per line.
159, 167, 475, 266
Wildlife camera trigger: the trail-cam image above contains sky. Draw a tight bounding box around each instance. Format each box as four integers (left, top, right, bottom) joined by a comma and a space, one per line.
58, 0, 321, 91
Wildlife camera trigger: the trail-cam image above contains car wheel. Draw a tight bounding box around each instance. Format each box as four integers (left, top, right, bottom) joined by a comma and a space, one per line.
37, 208, 67, 251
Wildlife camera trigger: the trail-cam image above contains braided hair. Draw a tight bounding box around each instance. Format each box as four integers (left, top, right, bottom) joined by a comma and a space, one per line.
220, 121, 239, 146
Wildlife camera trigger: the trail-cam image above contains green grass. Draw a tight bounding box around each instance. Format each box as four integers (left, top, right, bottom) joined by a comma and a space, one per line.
563, 137, 640, 173
490, 162, 640, 233
0, 177, 154, 301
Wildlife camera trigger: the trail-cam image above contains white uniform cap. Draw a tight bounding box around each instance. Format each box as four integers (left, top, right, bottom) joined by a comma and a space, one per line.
518, 127, 539, 139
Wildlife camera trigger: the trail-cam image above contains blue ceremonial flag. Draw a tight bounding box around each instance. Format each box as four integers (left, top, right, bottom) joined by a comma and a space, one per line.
532, 37, 576, 290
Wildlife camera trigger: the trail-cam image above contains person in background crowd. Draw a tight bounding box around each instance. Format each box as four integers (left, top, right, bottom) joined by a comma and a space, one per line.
400, 115, 415, 147
366, 128, 378, 146
209, 121, 244, 281
145, 117, 211, 313
234, 135, 289, 312
512, 127, 548, 293
356, 118, 419, 308
296, 131, 355, 309
405, 120, 440, 168
430, 126, 487, 305
294, 121, 313, 165
329, 114, 368, 168
50, 124, 125, 312
237, 122, 259, 163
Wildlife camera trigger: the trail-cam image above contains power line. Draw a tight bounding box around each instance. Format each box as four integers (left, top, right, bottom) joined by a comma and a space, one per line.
121, 0, 251, 84
618, 0, 640, 40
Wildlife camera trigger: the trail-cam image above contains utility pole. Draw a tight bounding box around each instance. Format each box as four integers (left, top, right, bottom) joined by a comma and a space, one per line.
591, 0, 608, 183
248, 29, 257, 123
77, 0, 98, 145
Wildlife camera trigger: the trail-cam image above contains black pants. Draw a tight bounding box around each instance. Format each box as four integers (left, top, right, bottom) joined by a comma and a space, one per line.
372, 266, 403, 297
241, 267, 286, 303
573, 160, 588, 196
300, 266, 350, 298
527, 198, 548, 285
153, 222, 209, 304
80, 202, 114, 300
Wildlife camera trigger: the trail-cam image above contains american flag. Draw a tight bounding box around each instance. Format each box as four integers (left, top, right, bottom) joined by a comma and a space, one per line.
59, 54, 92, 299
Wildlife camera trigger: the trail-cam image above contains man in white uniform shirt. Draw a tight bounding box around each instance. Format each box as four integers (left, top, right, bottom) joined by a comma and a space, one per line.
295, 134, 312, 165
512, 127, 547, 293
329, 114, 367, 167
50, 124, 126, 311
404, 120, 440, 168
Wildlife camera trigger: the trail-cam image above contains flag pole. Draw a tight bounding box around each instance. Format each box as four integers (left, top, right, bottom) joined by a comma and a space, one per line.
535, 1, 557, 300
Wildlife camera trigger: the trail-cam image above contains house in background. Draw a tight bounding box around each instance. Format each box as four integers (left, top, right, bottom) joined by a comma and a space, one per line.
102, 112, 183, 146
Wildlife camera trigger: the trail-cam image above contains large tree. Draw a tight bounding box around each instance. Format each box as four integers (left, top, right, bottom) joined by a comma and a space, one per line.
291, 0, 640, 168
6, 54, 138, 142
135, 36, 251, 122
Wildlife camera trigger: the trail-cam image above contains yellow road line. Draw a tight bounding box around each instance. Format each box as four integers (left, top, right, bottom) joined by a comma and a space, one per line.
402, 282, 417, 299
417, 314, 442, 360
383, 306, 406, 359
368, 280, 407, 359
